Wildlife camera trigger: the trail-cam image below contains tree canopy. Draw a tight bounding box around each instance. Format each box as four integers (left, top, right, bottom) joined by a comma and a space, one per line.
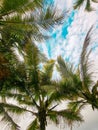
0, 0, 98, 130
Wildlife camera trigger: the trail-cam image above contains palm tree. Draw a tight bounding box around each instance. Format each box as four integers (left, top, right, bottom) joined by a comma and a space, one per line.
0, 0, 65, 88
78, 27, 98, 109
0, 1, 66, 129
74, 0, 98, 11
57, 27, 98, 111
0, 0, 64, 48
1, 38, 83, 130
0, 0, 65, 78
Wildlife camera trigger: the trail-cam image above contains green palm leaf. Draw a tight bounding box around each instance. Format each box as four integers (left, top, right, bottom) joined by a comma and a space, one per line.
0, 0, 42, 17
0, 106, 20, 130
47, 111, 59, 125
39, 6, 64, 30
85, 0, 93, 11
80, 27, 93, 91
74, 0, 85, 9
27, 118, 39, 130
41, 60, 55, 85
74, 0, 98, 11
0, 103, 29, 114
57, 56, 74, 80
49, 109, 83, 127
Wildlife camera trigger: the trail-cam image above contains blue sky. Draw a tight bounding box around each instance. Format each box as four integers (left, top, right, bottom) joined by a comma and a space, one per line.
0, 1, 98, 130
15, 1, 98, 130
39, 0, 98, 130
39, 0, 98, 67
12, 1, 98, 130
38, 10, 76, 61
5, 1, 98, 130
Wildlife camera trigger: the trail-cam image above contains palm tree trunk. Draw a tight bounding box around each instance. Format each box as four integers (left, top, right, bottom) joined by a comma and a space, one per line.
70, 125, 72, 130
38, 109, 46, 130
39, 118, 46, 130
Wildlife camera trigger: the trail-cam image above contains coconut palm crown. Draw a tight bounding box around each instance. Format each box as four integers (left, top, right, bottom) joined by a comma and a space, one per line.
0, 37, 83, 130
57, 27, 98, 111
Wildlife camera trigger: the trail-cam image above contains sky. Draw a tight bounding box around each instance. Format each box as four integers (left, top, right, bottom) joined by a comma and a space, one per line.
0, 0, 98, 130
41, 0, 98, 130
13, 1, 98, 130
38, 0, 98, 66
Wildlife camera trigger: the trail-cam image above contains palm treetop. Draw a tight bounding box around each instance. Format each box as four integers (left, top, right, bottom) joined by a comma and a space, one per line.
0, 0, 65, 32
0, 39, 83, 130
57, 27, 98, 110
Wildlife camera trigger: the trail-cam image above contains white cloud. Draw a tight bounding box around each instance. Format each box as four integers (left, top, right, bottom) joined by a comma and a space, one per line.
54, 0, 73, 10
44, 1, 98, 130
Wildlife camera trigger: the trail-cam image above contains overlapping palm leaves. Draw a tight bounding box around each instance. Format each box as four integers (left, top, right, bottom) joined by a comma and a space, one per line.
0, 0, 65, 48
0, 1, 68, 129
0, 38, 83, 130
74, 0, 98, 11
79, 27, 98, 109
0, 0, 65, 90
0, 1, 97, 129
57, 27, 98, 111
0, 0, 65, 81
1, 26, 97, 130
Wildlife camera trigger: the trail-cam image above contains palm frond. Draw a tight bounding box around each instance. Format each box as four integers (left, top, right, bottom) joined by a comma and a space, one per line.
47, 111, 59, 125
85, 0, 93, 11
0, 103, 29, 114
58, 79, 81, 100
0, 92, 34, 106
38, 51, 48, 63
74, 0, 98, 11
27, 118, 39, 130
40, 60, 55, 85
0, 0, 65, 49
23, 40, 41, 67
80, 27, 93, 91
43, 60, 55, 77
92, 81, 98, 95
0, 92, 25, 98
78, 27, 98, 109
47, 79, 78, 103
68, 100, 86, 112
0, 106, 20, 130
23, 41, 40, 86
74, 0, 85, 9
38, 6, 65, 30
48, 90, 66, 103
0, 0, 43, 17
0, 13, 48, 43
52, 109, 83, 127
40, 84, 57, 94
57, 56, 74, 80
19, 0, 43, 13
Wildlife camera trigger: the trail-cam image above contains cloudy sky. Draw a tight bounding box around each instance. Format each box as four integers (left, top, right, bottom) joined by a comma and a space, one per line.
41, 0, 98, 130
1, 0, 98, 130
39, 0, 98, 63
17, 1, 98, 130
